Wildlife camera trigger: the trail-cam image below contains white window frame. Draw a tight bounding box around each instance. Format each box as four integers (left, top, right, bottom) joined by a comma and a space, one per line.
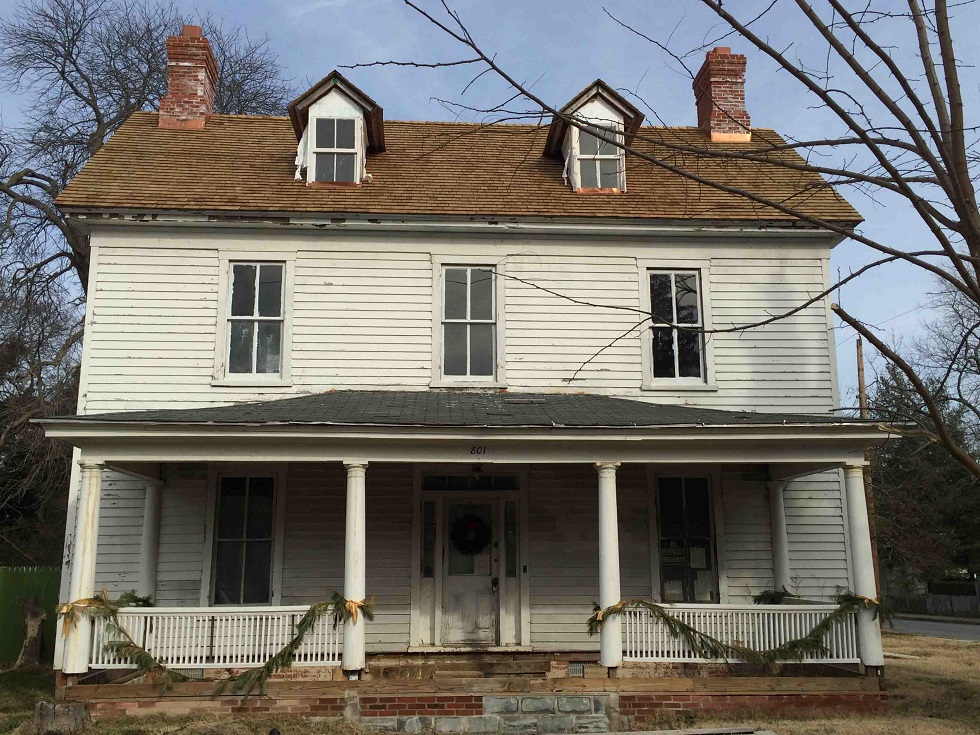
200, 463, 288, 607
575, 124, 625, 192
637, 259, 717, 390
307, 116, 361, 184
213, 252, 294, 387
431, 256, 507, 388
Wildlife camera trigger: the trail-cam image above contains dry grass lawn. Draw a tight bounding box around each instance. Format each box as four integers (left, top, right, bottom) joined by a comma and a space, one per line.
2, 632, 977, 734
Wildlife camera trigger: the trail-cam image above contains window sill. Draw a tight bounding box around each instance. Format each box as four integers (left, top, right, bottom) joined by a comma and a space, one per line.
576, 187, 622, 194
211, 378, 293, 388
430, 379, 508, 390
641, 382, 719, 392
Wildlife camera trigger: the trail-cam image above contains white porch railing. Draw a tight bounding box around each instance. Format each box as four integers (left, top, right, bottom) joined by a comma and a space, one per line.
623, 604, 860, 664
90, 606, 342, 669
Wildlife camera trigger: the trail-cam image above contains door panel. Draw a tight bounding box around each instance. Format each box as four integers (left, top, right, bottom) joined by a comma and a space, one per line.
442, 502, 497, 644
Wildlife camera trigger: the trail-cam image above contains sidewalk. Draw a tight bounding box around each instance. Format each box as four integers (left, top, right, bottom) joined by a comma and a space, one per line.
893, 612, 980, 625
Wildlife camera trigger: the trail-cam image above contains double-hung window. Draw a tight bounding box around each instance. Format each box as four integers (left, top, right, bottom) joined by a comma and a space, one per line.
312, 118, 357, 183
442, 266, 496, 379
212, 476, 275, 605
649, 270, 705, 381
227, 262, 284, 375
577, 125, 624, 190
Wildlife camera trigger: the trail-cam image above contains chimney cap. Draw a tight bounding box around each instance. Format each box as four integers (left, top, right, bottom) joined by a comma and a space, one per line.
712, 46, 732, 54
180, 25, 203, 38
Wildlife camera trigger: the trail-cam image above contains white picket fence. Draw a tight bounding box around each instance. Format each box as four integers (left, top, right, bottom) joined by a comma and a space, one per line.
90, 606, 342, 669
622, 603, 860, 663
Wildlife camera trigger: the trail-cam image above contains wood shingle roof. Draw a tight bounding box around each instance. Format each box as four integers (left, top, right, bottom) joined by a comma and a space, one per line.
56, 111, 861, 225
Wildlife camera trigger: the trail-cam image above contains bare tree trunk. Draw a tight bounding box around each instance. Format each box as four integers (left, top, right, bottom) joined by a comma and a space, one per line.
14, 596, 46, 668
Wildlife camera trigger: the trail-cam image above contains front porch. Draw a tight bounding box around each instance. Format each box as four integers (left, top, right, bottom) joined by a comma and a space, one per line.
42, 391, 889, 719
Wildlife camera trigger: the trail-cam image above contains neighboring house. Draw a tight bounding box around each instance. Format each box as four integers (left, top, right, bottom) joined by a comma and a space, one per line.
41, 26, 889, 724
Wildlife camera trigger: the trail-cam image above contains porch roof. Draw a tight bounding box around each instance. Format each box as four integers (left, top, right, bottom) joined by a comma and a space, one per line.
52, 390, 870, 430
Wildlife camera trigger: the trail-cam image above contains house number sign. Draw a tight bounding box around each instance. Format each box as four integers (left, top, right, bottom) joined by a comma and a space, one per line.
469, 446, 492, 457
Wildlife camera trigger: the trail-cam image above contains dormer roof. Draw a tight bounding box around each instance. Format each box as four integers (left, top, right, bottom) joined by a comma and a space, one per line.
543, 79, 644, 158
287, 70, 386, 152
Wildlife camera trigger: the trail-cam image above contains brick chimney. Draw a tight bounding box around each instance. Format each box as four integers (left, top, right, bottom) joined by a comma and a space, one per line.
158, 25, 218, 130
693, 47, 751, 142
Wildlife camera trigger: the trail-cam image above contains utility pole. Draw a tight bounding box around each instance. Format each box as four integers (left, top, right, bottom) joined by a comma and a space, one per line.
856, 337, 882, 598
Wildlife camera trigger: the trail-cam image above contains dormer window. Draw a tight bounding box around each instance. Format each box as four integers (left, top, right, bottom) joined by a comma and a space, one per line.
543, 79, 644, 194
313, 118, 358, 183
288, 70, 386, 186
577, 126, 624, 191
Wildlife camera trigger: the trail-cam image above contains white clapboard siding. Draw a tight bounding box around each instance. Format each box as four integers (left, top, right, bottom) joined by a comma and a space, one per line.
82, 231, 838, 412
93, 471, 145, 595
784, 471, 851, 597
719, 466, 774, 603
153, 464, 208, 606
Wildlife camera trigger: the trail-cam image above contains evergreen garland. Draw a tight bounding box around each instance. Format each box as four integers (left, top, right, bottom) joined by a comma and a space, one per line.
217, 592, 375, 701
587, 589, 881, 669
58, 589, 186, 692
751, 588, 799, 605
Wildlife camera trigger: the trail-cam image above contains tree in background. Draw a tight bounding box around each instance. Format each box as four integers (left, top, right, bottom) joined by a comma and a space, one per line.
0, 0, 293, 564
868, 362, 980, 589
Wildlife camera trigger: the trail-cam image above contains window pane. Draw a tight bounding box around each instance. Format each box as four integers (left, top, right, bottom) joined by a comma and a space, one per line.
246, 477, 275, 538
649, 274, 673, 324
652, 327, 676, 378
685, 479, 712, 537
335, 153, 356, 182
336, 119, 356, 149
229, 321, 254, 373
256, 322, 282, 374
242, 541, 272, 603
579, 130, 599, 156
675, 273, 700, 324
599, 158, 619, 188
597, 132, 617, 156
214, 540, 243, 604
470, 323, 495, 376
257, 264, 282, 317
314, 153, 335, 182
470, 268, 493, 320
422, 500, 436, 578
580, 160, 598, 188
422, 475, 446, 492
444, 323, 467, 375
505, 500, 518, 578
218, 477, 247, 538
445, 268, 468, 319
315, 118, 336, 148
231, 264, 256, 317
677, 330, 702, 379
658, 479, 685, 538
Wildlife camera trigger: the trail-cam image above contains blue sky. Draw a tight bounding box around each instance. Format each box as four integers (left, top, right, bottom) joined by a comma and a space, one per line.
2, 0, 972, 407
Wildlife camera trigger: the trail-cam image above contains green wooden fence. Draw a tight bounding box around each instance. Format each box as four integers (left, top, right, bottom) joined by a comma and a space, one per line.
0, 566, 61, 665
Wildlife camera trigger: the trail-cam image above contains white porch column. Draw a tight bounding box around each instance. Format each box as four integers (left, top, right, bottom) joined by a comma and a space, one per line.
137, 479, 163, 600
768, 480, 792, 593
342, 460, 368, 672
844, 463, 884, 668
596, 461, 622, 668
62, 460, 105, 675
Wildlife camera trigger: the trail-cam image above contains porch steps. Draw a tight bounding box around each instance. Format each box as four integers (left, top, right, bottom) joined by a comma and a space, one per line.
367, 655, 560, 680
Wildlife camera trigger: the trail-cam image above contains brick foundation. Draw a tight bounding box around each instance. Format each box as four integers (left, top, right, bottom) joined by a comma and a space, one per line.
82, 688, 885, 730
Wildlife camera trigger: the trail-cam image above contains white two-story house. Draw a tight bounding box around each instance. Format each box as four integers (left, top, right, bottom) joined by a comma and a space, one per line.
41, 26, 889, 722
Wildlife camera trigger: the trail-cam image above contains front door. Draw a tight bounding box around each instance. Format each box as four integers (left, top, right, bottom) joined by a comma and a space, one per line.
442, 502, 497, 644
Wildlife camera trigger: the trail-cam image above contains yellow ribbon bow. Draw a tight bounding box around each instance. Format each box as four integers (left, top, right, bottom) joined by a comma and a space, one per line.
344, 596, 375, 624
